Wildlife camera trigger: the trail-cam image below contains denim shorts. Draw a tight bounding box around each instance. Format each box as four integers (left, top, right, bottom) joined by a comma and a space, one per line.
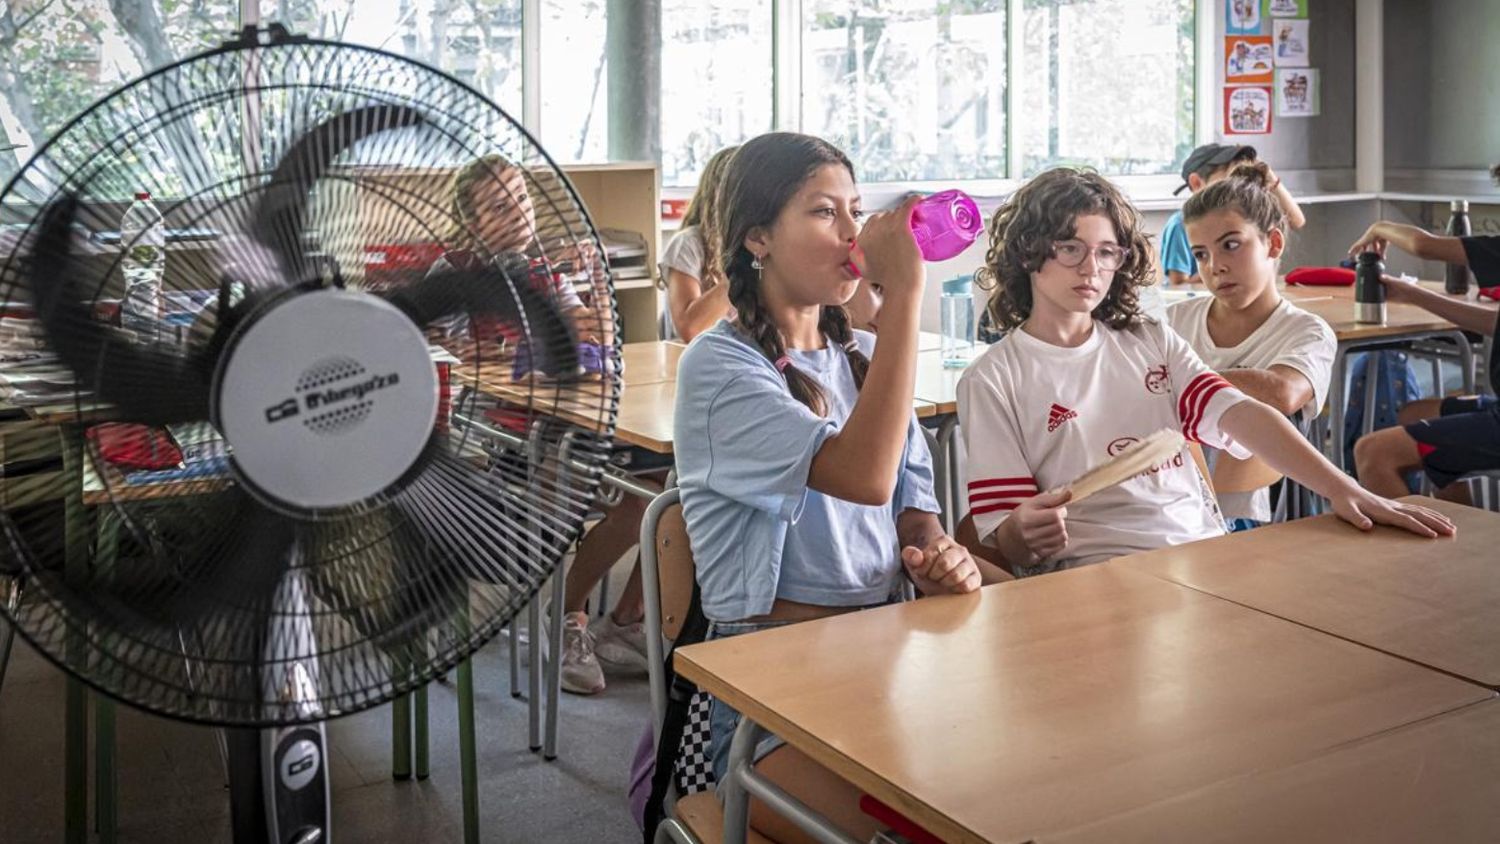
705, 619, 797, 785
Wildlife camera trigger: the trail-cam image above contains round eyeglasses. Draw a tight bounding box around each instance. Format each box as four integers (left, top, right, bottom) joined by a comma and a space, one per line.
1050, 240, 1130, 272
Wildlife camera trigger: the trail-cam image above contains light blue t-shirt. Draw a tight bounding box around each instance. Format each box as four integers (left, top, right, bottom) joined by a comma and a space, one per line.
1160, 210, 1196, 277
674, 321, 940, 622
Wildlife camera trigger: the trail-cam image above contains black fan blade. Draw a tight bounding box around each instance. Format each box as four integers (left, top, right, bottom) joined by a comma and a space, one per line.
382, 260, 580, 375
252, 104, 427, 282
87, 490, 296, 639
29, 196, 212, 424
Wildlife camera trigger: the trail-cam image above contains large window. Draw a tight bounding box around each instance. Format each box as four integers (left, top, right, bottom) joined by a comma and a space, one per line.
660, 0, 773, 186
0, 0, 237, 186
2, 1, 1204, 191
540, 0, 608, 163
263, 0, 524, 119
1021, 0, 1194, 176
801, 0, 1007, 183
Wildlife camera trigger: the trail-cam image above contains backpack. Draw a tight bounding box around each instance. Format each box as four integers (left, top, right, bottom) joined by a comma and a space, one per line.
1344, 350, 1421, 473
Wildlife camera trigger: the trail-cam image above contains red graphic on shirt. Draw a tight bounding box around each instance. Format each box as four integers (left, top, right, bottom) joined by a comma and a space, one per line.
1144, 364, 1170, 395
1047, 403, 1078, 433
1107, 436, 1141, 456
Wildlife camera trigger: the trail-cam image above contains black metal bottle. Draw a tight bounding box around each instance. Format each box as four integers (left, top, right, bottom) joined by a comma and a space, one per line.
1444, 199, 1472, 295
1355, 250, 1387, 324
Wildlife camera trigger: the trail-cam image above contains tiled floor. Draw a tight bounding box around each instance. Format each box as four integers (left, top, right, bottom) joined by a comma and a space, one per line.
0, 614, 649, 843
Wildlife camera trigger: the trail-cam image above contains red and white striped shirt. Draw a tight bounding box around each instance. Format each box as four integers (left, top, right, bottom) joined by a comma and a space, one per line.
957, 319, 1250, 572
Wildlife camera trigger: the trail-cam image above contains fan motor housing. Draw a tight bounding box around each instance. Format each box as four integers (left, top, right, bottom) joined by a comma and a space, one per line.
214, 288, 439, 512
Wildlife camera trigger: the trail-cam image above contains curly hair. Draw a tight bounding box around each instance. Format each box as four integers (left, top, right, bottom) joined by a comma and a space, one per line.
716, 132, 868, 417
976, 167, 1155, 332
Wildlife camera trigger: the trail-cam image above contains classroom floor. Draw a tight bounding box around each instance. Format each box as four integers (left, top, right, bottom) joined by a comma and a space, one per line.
0, 567, 648, 844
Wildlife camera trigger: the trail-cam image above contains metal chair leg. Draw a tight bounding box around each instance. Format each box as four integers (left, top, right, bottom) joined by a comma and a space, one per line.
527, 599, 541, 752
414, 684, 429, 780
0, 577, 18, 697
507, 619, 521, 699
544, 570, 565, 760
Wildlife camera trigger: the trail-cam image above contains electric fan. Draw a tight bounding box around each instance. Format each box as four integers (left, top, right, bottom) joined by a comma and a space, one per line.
0, 24, 620, 842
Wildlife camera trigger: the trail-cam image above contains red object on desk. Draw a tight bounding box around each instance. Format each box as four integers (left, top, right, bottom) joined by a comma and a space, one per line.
1286, 266, 1355, 286
1479, 286, 1499, 302
86, 423, 182, 470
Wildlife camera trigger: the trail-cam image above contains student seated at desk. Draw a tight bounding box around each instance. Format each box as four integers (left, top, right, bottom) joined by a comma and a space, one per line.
1168, 162, 1336, 530
958, 168, 1452, 578
1348, 215, 1500, 503
433, 154, 651, 696
660, 145, 738, 341
1160, 143, 1306, 286
674, 132, 1004, 843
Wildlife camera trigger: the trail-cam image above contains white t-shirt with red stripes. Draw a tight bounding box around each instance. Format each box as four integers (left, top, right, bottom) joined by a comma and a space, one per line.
957, 318, 1252, 574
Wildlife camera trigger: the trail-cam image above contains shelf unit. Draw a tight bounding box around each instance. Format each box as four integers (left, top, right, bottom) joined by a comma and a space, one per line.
559, 162, 661, 342
342, 160, 662, 344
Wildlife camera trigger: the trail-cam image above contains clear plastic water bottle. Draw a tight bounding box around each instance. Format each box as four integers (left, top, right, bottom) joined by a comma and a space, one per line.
911, 190, 982, 262
940, 275, 975, 368
120, 191, 165, 339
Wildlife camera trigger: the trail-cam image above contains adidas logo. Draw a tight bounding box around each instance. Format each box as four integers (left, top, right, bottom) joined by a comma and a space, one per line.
1047, 403, 1077, 433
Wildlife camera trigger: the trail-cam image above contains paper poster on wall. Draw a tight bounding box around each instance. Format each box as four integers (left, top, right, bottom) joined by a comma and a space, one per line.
1226, 86, 1274, 134
1225, 36, 1275, 84
1227, 0, 1262, 33
1265, 0, 1308, 17
1274, 19, 1310, 65
1276, 68, 1319, 117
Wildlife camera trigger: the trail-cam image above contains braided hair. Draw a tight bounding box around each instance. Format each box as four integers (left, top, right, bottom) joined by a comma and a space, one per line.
715, 133, 869, 417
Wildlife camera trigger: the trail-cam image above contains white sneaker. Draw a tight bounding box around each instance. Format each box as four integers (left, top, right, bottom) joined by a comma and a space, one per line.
592, 613, 650, 672
560, 611, 606, 695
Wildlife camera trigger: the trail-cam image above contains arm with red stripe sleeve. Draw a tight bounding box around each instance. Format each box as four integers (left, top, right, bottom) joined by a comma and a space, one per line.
956, 363, 1038, 543
1162, 324, 1253, 459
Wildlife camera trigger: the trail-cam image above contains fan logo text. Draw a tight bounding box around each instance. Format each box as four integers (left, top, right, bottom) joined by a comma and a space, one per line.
264, 372, 402, 424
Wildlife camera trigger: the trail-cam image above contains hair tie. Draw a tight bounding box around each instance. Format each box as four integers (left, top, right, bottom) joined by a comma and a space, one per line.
774, 355, 792, 372
842, 339, 859, 354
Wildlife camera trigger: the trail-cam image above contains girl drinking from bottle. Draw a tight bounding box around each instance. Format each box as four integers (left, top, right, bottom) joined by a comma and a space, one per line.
674, 132, 1003, 842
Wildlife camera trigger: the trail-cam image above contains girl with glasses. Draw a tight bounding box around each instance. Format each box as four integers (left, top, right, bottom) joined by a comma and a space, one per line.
957, 168, 1452, 578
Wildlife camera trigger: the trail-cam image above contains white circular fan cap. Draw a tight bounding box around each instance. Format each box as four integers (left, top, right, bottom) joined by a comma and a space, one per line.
218, 289, 439, 510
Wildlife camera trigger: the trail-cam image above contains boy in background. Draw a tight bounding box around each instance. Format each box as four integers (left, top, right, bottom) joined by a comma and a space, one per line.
1160, 144, 1306, 285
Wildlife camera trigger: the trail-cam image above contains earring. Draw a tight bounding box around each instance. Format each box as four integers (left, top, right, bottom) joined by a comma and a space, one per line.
750, 254, 764, 270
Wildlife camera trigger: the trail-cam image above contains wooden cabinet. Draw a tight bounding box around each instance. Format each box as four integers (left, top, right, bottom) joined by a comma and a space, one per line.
340, 160, 662, 344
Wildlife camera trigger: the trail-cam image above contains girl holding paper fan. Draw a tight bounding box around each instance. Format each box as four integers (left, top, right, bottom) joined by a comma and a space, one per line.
957, 168, 1453, 578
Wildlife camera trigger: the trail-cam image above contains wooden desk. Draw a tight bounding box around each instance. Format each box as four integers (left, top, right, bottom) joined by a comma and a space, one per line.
674, 564, 1489, 844
1051, 698, 1500, 844
620, 340, 687, 385
911, 349, 964, 415
455, 345, 939, 455
1117, 497, 1500, 689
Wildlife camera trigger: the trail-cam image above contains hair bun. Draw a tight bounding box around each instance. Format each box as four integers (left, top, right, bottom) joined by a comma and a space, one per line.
1228, 160, 1273, 189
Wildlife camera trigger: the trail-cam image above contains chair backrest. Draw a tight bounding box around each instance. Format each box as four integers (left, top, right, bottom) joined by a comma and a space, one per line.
639, 487, 690, 735
1187, 442, 1215, 499
655, 501, 696, 643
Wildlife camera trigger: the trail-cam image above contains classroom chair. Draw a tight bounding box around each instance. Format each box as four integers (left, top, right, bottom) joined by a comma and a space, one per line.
640, 488, 782, 844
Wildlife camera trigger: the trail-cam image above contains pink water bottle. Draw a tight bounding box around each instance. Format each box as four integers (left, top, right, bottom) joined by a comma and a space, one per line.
910, 190, 981, 262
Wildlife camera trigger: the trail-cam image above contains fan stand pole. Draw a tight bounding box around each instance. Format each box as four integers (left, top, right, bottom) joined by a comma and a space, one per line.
227, 729, 270, 843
